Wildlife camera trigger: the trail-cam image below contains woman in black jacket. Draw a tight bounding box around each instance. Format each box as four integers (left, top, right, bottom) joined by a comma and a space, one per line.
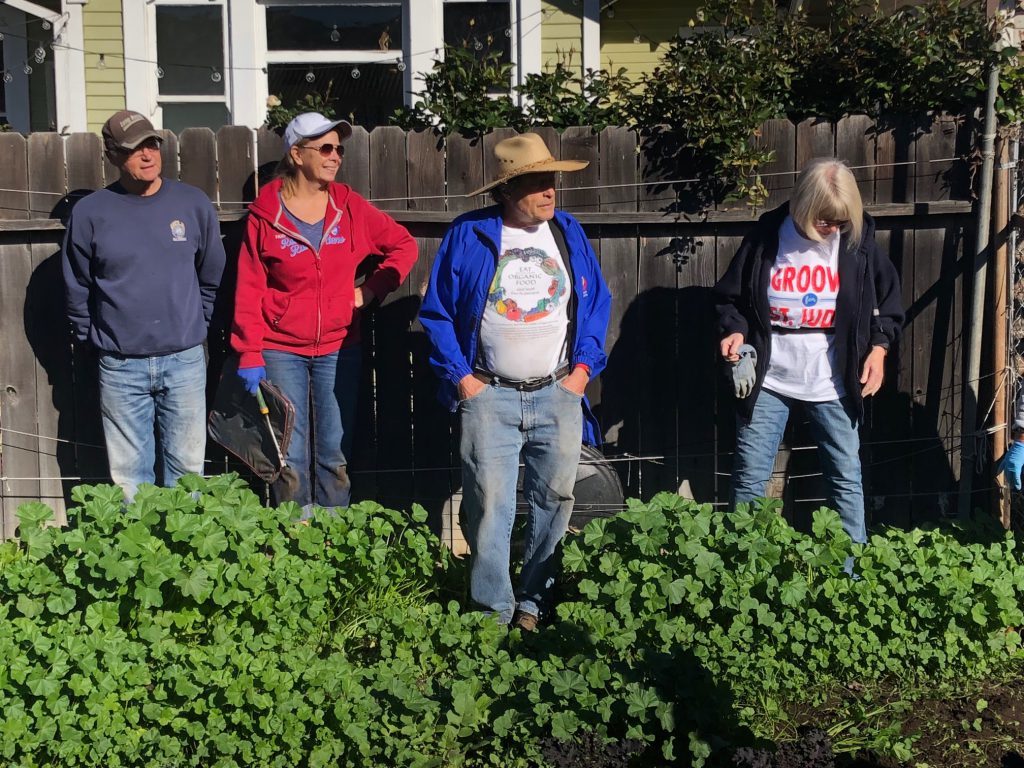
713, 158, 904, 546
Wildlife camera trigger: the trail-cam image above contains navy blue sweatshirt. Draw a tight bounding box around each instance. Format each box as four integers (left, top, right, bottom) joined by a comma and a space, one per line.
62, 179, 226, 356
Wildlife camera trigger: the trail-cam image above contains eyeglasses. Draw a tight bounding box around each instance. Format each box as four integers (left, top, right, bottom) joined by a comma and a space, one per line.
113, 138, 162, 156
813, 218, 848, 229
298, 143, 345, 158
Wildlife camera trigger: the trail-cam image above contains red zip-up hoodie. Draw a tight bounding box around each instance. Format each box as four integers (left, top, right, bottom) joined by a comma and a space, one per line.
231, 179, 417, 368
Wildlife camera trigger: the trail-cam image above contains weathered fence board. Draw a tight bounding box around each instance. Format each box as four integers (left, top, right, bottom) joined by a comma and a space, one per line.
560, 127, 600, 212
0, 238, 40, 536
0, 133, 29, 219
758, 118, 796, 210
66, 133, 104, 195
158, 130, 180, 181
796, 118, 834, 172
178, 128, 218, 199
0, 115, 981, 538
216, 125, 255, 209
343, 126, 372, 200
29, 237, 69, 525
836, 114, 873, 203
28, 133, 65, 220
444, 134, 483, 214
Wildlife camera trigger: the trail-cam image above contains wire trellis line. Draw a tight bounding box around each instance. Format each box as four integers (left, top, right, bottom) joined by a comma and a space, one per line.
0, 155, 995, 208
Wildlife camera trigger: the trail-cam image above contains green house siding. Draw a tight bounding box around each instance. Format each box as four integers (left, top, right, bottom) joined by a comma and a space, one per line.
540, 0, 702, 82
600, 0, 699, 79
84, 0, 125, 133
541, 0, 583, 77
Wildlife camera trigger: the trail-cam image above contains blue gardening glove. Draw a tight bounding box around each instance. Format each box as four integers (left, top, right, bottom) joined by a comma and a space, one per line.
237, 366, 266, 395
731, 344, 757, 399
1000, 440, 1024, 491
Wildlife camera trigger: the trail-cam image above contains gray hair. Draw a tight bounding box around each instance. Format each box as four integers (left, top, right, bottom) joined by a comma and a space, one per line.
790, 158, 864, 248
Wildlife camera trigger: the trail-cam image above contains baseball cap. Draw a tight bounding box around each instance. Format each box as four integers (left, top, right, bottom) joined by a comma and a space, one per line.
102, 110, 163, 152
283, 112, 353, 151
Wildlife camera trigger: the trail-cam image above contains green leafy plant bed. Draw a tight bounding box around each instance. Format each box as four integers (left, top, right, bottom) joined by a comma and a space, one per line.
3, 482, 1024, 766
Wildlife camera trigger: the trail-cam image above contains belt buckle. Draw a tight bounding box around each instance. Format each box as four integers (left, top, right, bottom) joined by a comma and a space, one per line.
517, 374, 551, 392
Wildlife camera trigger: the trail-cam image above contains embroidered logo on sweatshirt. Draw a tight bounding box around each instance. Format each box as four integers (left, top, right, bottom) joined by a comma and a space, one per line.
279, 236, 306, 257
324, 226, 345, 246
170, 220, 186, 242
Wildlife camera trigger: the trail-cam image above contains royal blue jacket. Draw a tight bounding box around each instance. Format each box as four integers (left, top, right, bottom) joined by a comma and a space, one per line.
419, 206, 612, 445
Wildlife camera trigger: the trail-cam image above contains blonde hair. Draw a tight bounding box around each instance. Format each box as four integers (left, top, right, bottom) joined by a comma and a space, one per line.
274, 149, 302, 199
790, 158, 863, 247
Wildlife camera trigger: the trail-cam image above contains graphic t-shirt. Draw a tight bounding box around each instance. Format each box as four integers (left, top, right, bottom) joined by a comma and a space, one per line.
478, 221, 571, 380
762, 216, 846, 401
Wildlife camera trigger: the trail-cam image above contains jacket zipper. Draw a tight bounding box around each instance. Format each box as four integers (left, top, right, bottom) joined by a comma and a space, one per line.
554, 219, 579, 366
313, 205, 343, 354
314, 255, 323, 355
468, 226, 501, 371
268, 203, 345, 353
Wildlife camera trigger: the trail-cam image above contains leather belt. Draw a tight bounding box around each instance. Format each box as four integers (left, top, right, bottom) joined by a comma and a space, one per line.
476, 362, 572, 392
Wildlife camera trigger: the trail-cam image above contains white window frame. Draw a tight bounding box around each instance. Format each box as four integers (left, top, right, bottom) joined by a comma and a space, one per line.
0, 5, 30, 131
126, 0, 543, 129
0, 0, 86, 133
124, 0, 233, 130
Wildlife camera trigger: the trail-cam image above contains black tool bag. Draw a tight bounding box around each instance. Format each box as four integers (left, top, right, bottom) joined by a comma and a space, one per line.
208, 356, 295, 482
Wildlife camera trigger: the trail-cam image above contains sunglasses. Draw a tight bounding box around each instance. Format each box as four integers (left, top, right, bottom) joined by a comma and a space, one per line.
113, 137, 162, 155
298, 143, 345, 158
813, 218, 848, 229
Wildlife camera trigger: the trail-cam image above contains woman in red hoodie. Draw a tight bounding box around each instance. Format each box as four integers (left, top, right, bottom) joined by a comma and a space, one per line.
231, 112, 417, 512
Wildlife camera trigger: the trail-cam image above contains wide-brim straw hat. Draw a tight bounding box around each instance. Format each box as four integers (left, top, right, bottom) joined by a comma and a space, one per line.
470, 132, 589, 197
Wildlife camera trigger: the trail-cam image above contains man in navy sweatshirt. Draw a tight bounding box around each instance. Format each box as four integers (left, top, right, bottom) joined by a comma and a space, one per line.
62, 110, 226, 501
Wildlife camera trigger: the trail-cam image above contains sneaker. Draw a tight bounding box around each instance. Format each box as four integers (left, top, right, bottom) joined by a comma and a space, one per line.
512, 609, 539, 632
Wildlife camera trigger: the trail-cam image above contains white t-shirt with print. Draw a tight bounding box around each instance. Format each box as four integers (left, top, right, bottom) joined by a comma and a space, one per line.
762, 216, 846, 402
478, 221, 572, 380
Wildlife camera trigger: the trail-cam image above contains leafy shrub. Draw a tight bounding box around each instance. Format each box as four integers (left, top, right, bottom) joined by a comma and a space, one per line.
4, 483, 1024, 766
558, 493, 1024, 754
390, 46, 525, 136
517, 64, 633, 134
384, 0, 1020, 206
0, 477, 685, 768
264, 91, 342, 133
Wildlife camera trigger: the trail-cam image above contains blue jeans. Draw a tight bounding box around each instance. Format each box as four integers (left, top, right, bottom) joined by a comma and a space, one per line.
97, 344, 207, 501
459, 380, 583, 623
263, 347, 361, 509
732, 388, 867, 545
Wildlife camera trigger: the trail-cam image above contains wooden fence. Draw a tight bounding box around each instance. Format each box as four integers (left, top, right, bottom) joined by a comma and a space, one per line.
0, 114, 978, 541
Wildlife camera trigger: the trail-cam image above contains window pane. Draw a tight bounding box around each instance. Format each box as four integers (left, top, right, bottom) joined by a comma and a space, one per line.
156, 6, 225, 96
161, 102, 231, 133
267, 63, 402, 128
267, 5, 402, 51
444, 2, 511, 64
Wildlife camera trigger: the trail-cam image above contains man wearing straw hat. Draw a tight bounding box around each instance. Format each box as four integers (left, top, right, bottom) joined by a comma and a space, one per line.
420, 133, 611, 631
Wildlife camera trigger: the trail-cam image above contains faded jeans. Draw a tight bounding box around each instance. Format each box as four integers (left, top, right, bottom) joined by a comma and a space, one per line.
459, 379, 583, 623
732, 387, 867, 546
263, 347, 361, 510
98, 343, 207, 502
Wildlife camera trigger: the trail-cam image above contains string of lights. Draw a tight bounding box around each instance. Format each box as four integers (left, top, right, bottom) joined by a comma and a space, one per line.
0, 5, 556, 87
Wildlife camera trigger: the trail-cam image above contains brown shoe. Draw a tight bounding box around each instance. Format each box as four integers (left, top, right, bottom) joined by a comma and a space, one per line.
512, 610, 539, 632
